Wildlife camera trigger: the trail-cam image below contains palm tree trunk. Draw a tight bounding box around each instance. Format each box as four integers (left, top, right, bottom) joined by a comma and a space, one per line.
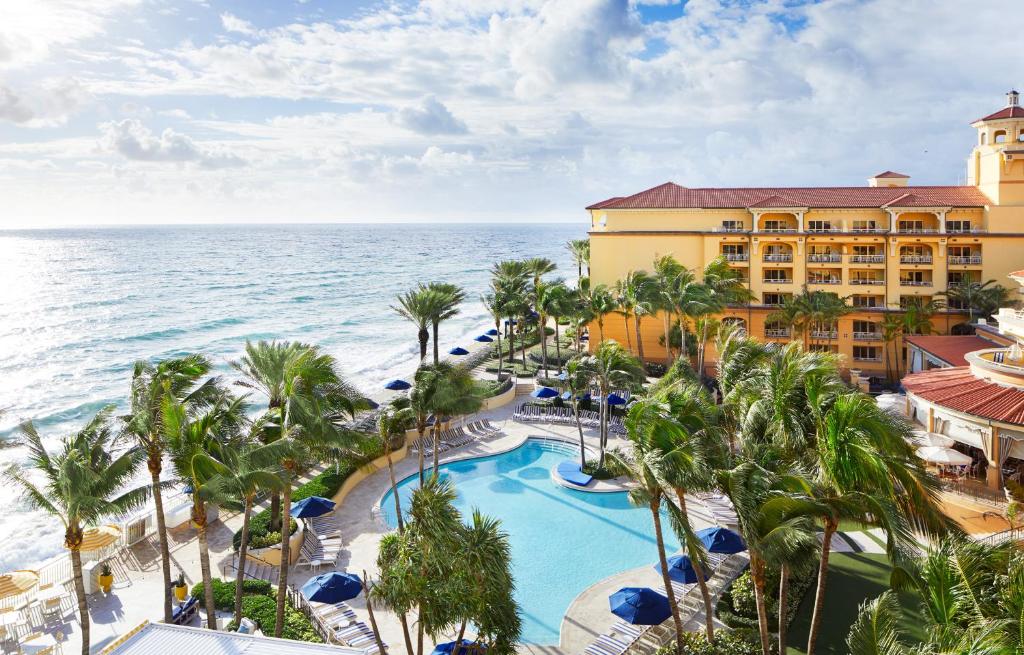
417, 425, 426, 484
194, 501, 217, 630
554, 318, 562, 366
676, 491, 715, 642
663, 313, 673, 367
432, 322, 440, 365
270, 493, 281, 532
539, 313, 548, 374
274, 473, 293, 637
495, 325, 503, 378
432, 421, 442, 474
633, 314, 645, 361
363, 575, 388, 655
651, 500, 685, 655
572, 401, 586, 470
455, 619, 468, 655
520, 323, 528, 368
750, 555, 772, 655
597, 317, 605, 344
677, 311, 688, 363
623, 314, 632, 350
70, 546, 89, 655
147, 451, 174, 624
598, 397, 607, 468
778, 564, 790, 655
234, 497, 253, 627
806, 520, 836, 655
385, 441, 404, 532
398, 612, 415, 655
418, 328, 429, 362
417, 615, 424, 655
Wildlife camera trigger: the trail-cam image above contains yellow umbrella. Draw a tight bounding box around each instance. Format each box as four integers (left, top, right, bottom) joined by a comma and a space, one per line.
0, 570, 39, 600
79, 525, 121, 552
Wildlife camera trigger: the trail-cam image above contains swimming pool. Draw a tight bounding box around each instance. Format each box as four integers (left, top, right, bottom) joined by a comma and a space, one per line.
380, 437, 681, 645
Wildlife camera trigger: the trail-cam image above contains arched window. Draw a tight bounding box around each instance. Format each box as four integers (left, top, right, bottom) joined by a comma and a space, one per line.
981, 132, 987, 145
994, 130, 1007, 143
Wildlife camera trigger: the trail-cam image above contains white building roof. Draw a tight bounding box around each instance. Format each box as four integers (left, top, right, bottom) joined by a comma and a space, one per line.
100, 622, 365, 655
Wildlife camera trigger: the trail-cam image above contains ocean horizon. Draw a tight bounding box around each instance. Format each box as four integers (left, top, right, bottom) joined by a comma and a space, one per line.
0, 221, 586, 570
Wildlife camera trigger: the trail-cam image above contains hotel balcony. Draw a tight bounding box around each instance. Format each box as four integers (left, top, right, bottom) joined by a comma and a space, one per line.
764, 328, 790, 338
948, 255, 982, 265
713, 225, 748, 233
762, 277, 793, 284
850, 224, 882, 232
900, 278, 933, 287
808, 276, 842, 285
966, 347, 1024, 383
946, 226, 986, 234
848, 254, 885, 264
723, 253, 749, 262
852, 331, 882, 341
853, 354, 883, 363
850, 278, 885, 286
762, 253, 793, 263
807, 253, 842, 263
900, 255, 933, 264
806, 226, 842, 233
810, 329, 838, 339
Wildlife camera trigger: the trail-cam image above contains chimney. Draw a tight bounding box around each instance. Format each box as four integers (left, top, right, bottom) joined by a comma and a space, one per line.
1009, 90, 1020, 108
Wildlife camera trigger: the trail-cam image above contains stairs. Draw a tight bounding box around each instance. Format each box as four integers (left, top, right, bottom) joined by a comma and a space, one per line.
515, 382, 535, 396
222, 554, 277, 584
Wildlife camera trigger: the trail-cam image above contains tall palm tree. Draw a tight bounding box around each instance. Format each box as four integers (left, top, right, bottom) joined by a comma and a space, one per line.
578, 341, 646, 467
653, 255, 687, 367
481, 291, 506, 378
620, 270, 658, 362
525, 258, 557, 370
164, 392, 248, 629
566, 239, 590, 279
563, 357, 592, 469
542, 281, 572, 369
4, 408, 150, 655
491, 261, 530, 368
589, 284, 617, 345
233, 340, 368, 637
394, 286, 441, 362
534, 280, 556, 374
409, 366, 440, 484
900, 297, 941, 337
697, 257, 753, 372
378, 405, 414, 531
938, 278, 1010, 323
880, 312, 903, 381
121, 356, 220, 623
424, 282, 466, 365
425, 362, 483, 472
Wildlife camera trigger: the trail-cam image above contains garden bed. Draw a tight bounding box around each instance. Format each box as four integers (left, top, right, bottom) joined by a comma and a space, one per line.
192, 578, 322, 642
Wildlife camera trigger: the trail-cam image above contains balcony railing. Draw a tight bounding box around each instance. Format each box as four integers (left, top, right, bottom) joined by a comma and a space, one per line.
853, 355, 883, 362
900, 279, 932, 287
723, 253, 749, 262
763, 254, 793, 262
948, 255, 982, 265
808, 253, 842, 263
900, 255, 933, 264
946, 226, 985, 234
714, 226, 748, 233
760, 228, 798, 233
762, 278, 793, 284
849, 254, 884, 263
851, 225, 880, 232
806, 227, 841, 233
764, 329, 790, 338
810, 330, 838, 339
808, 278, 842, 285
850, 278, 885, 285
852, 331, 882, 341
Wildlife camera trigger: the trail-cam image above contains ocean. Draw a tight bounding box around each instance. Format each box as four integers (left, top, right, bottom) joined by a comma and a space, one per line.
0, 222, 586, 569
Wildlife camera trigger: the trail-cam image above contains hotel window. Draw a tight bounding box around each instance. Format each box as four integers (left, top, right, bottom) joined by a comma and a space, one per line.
722, 220, 744, 232
762, 293, 786, 306
763, 219, 792, 231
902, 271, 928, 284
948, 271, 974, 285
807, 220, 833, 232
852, 220, 876, 231
948, 246, 970, 257
946, 220, 971, 233
764, 269, 789, 282
900, 296, 930, 308
898, 220, 924, 232
853, 320, 879, 334
851, 295, 882, 308
853, 346, 881, 361
809, 344, 838, 353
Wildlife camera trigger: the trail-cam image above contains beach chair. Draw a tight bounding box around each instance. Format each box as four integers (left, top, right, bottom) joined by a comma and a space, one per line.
171, 596, 198, 625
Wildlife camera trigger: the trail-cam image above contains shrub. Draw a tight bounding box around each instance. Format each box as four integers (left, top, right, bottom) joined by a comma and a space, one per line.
230, 593, 323, 642
655, 631, 761, 655
191, 578, 273, 611
716, 565, 815, 633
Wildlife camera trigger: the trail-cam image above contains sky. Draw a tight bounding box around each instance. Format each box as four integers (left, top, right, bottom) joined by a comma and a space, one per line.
0, 0, 1021, 227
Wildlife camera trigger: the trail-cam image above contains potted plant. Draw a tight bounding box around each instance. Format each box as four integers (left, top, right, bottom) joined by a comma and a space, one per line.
98, 562, 113, 594
173, 571, 188, 602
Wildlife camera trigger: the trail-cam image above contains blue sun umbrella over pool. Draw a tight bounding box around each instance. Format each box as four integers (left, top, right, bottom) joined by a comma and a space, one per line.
301, 572, 362, 603
696, 526, 746, 554
606, 393, 627, 406
474, 334, 494, 342
654, 554, 699, 584
384, 379, 411, 391
449, 347, 470, 356
486, 328, 499, 336
290, 496, 335, 518
432, 641, 485, 655
609, 587, 671, 625
531, 386, 559, 399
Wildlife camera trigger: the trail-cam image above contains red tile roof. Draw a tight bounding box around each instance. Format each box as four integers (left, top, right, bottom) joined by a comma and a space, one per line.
746, 194, 806, 209
586, 181, 991, 210
873, 170, 909, 178
903, 367, 1024, 425
975, 106, 1024, 122
903, 335, 996, 367
881, 192, 952, 208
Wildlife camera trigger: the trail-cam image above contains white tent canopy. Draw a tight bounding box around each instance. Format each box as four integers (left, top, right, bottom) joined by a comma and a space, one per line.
910, 431, 956, 448
916, 445, 972, 465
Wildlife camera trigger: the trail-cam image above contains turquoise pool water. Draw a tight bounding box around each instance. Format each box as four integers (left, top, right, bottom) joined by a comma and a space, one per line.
380, 438, 681, 645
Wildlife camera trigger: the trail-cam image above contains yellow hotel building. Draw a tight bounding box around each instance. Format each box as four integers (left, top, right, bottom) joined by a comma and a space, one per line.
587, 91, 1024, 378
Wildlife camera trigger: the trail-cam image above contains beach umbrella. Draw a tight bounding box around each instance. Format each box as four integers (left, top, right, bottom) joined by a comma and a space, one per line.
301, 572, 362, 603
432, 641, 485, 655
290, 496, 336, 518
486, 329, 499, 336
79, 525, 122, 552
916, 446, 972, 465
696, 526, 746, 554
653, 554, 699, 584
0, 570, 39, 601
531, 387, 559, 399
181, 484, 194, 495
474, 335, 494, 343
606, 393, 627, 406
449, 347, 470, 356
910, 431, 955, 448
384, 379, 411, 391
364, 399, 380, 410
609, 587, 671, 625
503, 319, 517, 326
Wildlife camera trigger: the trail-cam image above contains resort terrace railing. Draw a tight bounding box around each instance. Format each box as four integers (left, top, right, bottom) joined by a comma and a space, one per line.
712, 226, 747, 233
897, 228, 940, 234
850, 225, 882, 232
850, 278, 885, 285
807, 253, 842, 263
900, 279, 932, 287
947, 227, 986, 234
853, 356, 883, 363
942, 478, 1009, 507
764, 329, 790, 338
722, 253, 749, 262
808, 278, 841, 285
849, 254, 885, 263
806, 227, 841, 233
762, 278, 793, 284
810, 330, 838, 339
900, 256, 933, 264
948, 255, 983, 265
759, 228, 798, 233
852, 331, 882, 341
762, 254, 793, 262
981, 526, 1024, 546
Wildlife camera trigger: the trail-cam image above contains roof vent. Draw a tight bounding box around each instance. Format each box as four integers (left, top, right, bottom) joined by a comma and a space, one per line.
868, 171, 910, 188
1009, 90, 1020, 108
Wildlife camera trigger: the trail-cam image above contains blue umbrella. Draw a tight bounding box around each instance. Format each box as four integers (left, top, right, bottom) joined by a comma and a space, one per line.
384, 379, 411, 391
449, 347, 470, 356
503, 319, 517, 326
556, 371, 569, 380
654, 554, 698, 584
531, 386, 559, 399
696, 526, 746, 554
432, 641, 485, 655
609, 587, 671, 625
486, 328, 499, 336
560, 391, 592, 402
606, 393, 627, 406
301, 572, 362, 603
474, 334, 494, 343
290, 496, 336, 518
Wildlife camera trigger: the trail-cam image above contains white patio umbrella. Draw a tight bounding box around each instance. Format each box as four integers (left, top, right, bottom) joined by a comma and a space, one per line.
916, 445, 972, 466
910, 431, 956, 448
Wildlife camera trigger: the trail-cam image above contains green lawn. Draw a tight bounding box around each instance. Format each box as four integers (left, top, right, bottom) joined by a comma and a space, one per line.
785, 552, 924, 654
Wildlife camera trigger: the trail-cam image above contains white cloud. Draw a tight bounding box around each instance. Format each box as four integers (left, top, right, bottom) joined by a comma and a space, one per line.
0, 79, 88, 127
98, 119, 247, 169
391, 96, 469, 135
220, 12, 256, 36
0, 0, 139, 69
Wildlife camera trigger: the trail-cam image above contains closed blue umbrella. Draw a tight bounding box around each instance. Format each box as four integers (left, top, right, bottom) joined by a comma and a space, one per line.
609, 587, 671, 625
432, 641, 485, 655
474, 334, 494, 343
531, 386, 559, 399
449, 347, 470, 356
290, 496, 336, 518
654, 554, 699, 584
696, 526, 746, 554
301, 572, 362, 603
486, 329, 499, 336
384, 379, 411, 391
606, 393, 627, 406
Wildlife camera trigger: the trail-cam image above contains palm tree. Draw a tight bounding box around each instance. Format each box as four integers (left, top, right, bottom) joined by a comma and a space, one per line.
563, 357, 592, 469
481, 291, 506, 378
880, 312, 903, 381
534, 280, 556, 374
589, 284, 617, 345
122, 355, 220, 623
653, 255, 687, 367
409, 367, 440, 484
620, 270, 658, 362
697, 257, 753, 372
525, 258, 557, 370
4, 408, 150, 655
378, 405, 414, 531
424, 282, 466, 365
491, 261, 530, 368
938, 278, 1011, 323
394, 286, 441, 362
233, 340, 368, 637
900, 297, 941, 337
164, 392, 248, 629
425, 362, 483, 472
542, 281, 572, 368
578, 341, 646, 467
566, 239, 590, 278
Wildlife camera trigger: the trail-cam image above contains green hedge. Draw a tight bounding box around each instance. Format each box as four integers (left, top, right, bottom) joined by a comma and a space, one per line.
716, 567, 815, 633
233, 463, 359, 552
190, 578, 272, 611
655, 631, 761, 655
230, 594, 323, 642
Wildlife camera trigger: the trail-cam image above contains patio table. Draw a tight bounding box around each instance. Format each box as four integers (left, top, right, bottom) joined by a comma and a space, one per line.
20, 632, 57, 654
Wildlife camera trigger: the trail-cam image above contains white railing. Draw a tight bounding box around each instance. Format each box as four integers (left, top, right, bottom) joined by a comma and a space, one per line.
761, 228, 798, 233
806, 227, 841, 233
849, 255, 885, 263
714, 226, 747, 232
723, 253, 749, 261
763, 278, 793, 284
764, 329, 790, 338
811, 330, 838, 339
808, 254, 842, 262
853, 356, 883, 362
949, 255, 982, 265
947, 227, 985, 234
762, 254, 793, 262
897, 227, 939, 234
900, 279, 932, 286
900, 256, 933, 264
809, 278, 841, 285
852, 331, 882, 341
851, 225, 881, 232
851, 279, 885, 285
